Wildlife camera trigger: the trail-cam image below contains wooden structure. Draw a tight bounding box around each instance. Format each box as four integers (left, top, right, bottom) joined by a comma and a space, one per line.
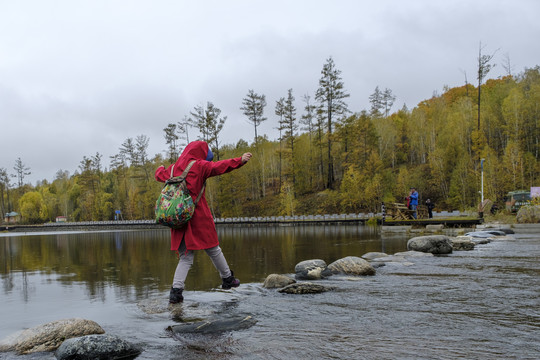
4, 211, 20, 224
385, 203, 428, 220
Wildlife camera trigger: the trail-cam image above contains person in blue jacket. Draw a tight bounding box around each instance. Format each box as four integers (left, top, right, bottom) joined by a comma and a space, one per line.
409, 187, 419, 219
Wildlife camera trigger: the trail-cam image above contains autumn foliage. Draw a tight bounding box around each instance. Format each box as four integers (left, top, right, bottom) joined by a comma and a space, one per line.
4, 67, 540, 223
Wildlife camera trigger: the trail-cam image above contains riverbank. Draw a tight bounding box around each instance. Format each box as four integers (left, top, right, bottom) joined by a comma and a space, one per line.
2, 221, 538, 234
1, 210, 485, 233
3, 220, 538, 235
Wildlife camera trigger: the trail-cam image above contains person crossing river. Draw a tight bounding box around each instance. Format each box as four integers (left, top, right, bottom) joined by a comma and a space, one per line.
155, 141, 252, 304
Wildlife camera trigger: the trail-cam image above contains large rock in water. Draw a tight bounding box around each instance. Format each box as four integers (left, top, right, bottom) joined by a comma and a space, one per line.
263, 274, 296, 288
168, 315, 257, 334
407, 235, 453, 254
0, 318, 104, 354
327, 256, 375, 276
517, 205, 540, 223
55, 334, 142, 360
294, 259, 332, 280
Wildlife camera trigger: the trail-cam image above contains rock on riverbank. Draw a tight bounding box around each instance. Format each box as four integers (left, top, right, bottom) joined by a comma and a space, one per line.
0, 318, 104, 354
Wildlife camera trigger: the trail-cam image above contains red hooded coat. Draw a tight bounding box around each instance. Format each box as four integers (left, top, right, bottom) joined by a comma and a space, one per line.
155, 141, 245, 251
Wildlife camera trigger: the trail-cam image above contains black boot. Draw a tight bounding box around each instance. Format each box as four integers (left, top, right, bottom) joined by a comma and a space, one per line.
169, 287, 184, 304
222, 271, 240, 290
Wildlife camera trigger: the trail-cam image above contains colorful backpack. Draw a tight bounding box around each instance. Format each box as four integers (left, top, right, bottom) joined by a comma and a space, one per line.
155, 160, 205, 229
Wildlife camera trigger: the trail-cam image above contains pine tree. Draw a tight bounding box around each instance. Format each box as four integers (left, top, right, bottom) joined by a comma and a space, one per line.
282, 89, 298, 193
315, 57, 349, 189
13, 157, 31, 188
163, 123, 179, 162
190, 102, 226, 160
300, 94, 316, 189
240, 90, 267, 145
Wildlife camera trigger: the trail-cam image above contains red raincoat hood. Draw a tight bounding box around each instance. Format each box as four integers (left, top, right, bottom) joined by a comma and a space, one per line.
175, 141, 210, 169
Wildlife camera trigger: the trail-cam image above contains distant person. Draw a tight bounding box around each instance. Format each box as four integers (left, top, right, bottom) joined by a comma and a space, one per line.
409, 187, 419, 219
155, 141, 253, 304
426, 198, 434, 218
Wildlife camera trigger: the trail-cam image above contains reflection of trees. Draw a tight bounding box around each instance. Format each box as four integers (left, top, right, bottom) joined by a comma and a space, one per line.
1, 227, 409, 296
1, 231, 174, 300
216, 224, 403, 280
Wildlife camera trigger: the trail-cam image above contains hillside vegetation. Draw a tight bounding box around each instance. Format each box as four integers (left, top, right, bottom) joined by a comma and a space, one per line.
2, 64, 540, 223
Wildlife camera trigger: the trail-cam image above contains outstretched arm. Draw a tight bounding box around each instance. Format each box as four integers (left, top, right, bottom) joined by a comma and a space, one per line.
205, 153, 253, 178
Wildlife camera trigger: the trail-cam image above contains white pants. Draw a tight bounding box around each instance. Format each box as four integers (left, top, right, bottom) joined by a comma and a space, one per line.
172, 238, 232, 290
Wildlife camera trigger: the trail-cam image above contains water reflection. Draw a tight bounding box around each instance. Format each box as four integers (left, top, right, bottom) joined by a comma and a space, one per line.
1, 225, 403, 296
1, 227, 539, 360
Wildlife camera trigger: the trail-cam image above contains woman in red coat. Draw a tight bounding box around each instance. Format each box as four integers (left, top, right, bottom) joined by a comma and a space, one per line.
155, 141, 252, 303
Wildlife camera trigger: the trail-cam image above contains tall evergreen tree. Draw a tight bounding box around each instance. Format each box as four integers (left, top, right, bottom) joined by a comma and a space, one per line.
282, 89, 298, 191
300, 94, 316, 189
315, 57, 349, 189
477, 42, 497, 130
119, 138, 137, 166
370, 86, 396, 118
163, 123, 179, 162
275, 97, 286, 192
190, 102, 226, 160
369, 86, 383, 117
382, 88, 396, 118
314, 107, 326, 189
13, 157, 31, 188
176, 115, 191, 147
240, 90, 267, 145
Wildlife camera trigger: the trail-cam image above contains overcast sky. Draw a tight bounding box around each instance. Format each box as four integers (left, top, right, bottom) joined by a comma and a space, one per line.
1, 0, 539, 185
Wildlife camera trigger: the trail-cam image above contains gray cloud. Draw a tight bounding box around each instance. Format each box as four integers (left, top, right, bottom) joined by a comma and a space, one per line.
1, 0, 539, 184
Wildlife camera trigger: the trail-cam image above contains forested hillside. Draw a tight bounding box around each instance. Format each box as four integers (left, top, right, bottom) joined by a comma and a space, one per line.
2, 62, 539, 223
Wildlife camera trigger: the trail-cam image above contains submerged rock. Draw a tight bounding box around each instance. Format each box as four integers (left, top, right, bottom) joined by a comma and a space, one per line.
278, 282, 334, 294
168, 315, 257, 334
451, 237, 476, 251
465, 231, 498, 238
496, 228, 514, 234
137, 297, 170, 315
294, 259, 332, 280
407, 235, 453, 254
473, 238, 491, 244
0, 318, 104, 354
362, 252, 388, 260
393, 250, 434, 257
327, 256, 375, 276
263, 274, 296, 288
55, 334, 142, 360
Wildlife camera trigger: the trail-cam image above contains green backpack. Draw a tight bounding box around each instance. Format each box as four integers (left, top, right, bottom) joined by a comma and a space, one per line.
155, 161, 205, 229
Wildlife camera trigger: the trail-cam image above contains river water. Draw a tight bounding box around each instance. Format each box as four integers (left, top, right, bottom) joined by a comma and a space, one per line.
0, 225, 539, 359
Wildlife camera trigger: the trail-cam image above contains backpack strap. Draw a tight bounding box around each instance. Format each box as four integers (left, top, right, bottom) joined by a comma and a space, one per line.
170, 160, 205, 205
179, 160, 196, 179
194, 182, 206, 205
